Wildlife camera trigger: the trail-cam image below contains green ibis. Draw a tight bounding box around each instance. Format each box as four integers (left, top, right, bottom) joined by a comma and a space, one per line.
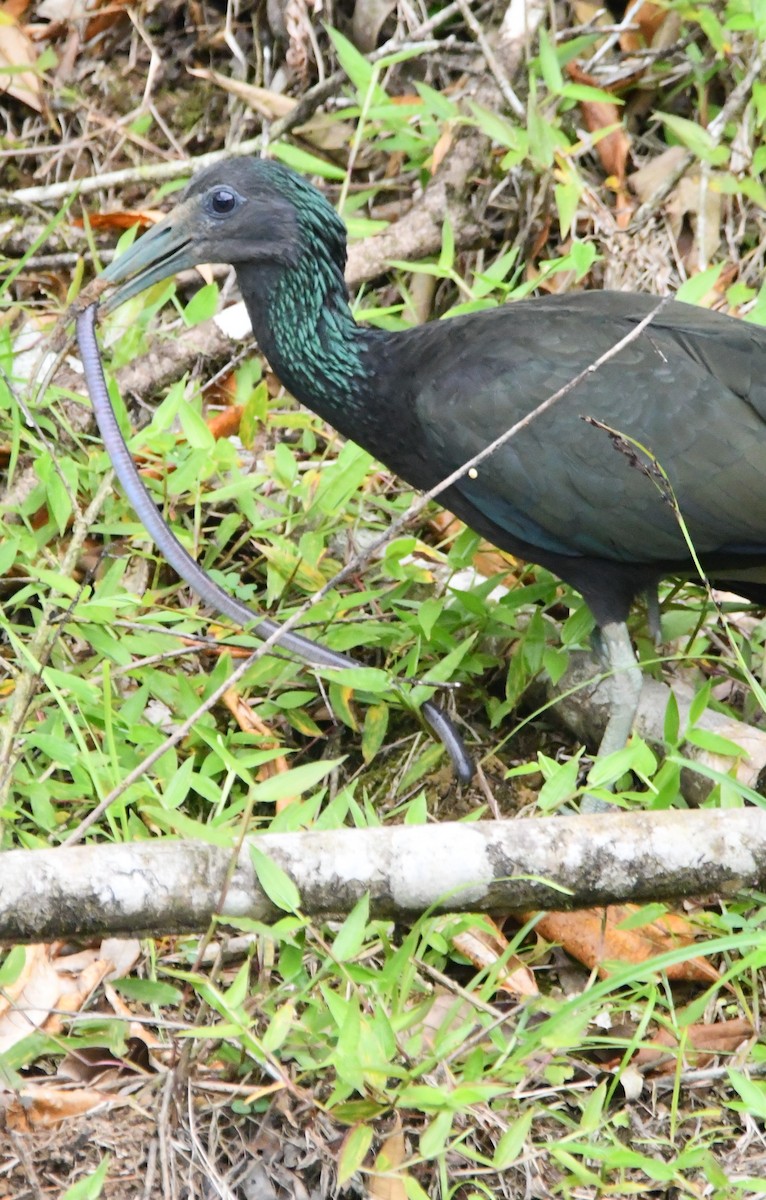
95, 156, 766, 782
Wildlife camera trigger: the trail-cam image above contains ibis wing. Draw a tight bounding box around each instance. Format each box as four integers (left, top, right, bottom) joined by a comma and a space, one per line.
409, 294, 766, 566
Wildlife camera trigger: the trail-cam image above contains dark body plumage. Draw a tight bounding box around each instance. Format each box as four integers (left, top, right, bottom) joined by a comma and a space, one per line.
100, 157, 766, 777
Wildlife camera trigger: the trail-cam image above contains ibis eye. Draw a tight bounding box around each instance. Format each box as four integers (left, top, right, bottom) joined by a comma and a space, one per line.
208, 187, 239, 216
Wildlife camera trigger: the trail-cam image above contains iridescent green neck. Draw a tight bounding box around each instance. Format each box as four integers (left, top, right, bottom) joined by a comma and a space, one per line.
273, 249, 367, 402
237, 248, 372, 426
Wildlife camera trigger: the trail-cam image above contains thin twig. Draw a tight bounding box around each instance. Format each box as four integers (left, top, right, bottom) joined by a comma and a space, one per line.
455, 0, 525, 117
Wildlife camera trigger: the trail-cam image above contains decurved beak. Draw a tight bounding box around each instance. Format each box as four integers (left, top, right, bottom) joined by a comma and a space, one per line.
99, 203, 199, 312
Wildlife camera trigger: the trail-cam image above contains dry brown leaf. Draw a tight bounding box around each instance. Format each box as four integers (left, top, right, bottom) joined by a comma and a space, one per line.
620, 2, 667, 50
526, 906, 720, 983
83, 0, 131, 43
567, 62, 631, 206
352, 0, 397, 53
0, 9, 42, 112
449, 916, 538, 997
635, 1016, 753, 1074
35, 0, 88, 19
74, 208, 165, 232
431, 125, 455, 176
429, 511, 521, 582
188, 66, 354, 152
629, 148, 722, 271
0, 940, 143, 1052
0, 944, 62, 1053
222, 688, 294, 808
419, 990, 480, 1052
207, 404, 243, 440
369, 1118, 408, 1200
5, 1083, 117, 1131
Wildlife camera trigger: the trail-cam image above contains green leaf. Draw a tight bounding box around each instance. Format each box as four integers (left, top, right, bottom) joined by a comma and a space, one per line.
361, 702, 389, 764
338, 1124, 374, 1184
270, 142, 346, 180
327, 666, 390, 693
537, 27, 563, 93
555, 175, 582, 239
250, 846, 302, 912
656, 112, 728, 166
419, 1110, 453, 1158
178, 402, 215, 450
675, 262, 724, 304
262, 1001, 295, 1052
493, 1109, 534, 1169
727, 1070, 766, 1120
467, 102, 524, 151
537, 755, 581, 810
0, 536, 18, 574
111, 978, 183, 1005
664, 689, 680, 745
687, 681, 711, 726
616, 903, 668, 930
586, 740, 656, 789
0, 946, 26, 988
333, 893, 370, 961
251, 758, 341, 803
62, 1157, 110, 1199
685, 728, 745, 757
326, 26, 377, 96
183, 281, 219, 325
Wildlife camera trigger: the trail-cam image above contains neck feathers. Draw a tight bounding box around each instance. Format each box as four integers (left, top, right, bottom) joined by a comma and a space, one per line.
237, 239, 372, 423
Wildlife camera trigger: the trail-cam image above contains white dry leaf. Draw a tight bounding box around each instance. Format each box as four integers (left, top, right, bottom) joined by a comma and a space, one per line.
629, 147, 721, 271
35, 0, 90, 18
0, 12, 42, 113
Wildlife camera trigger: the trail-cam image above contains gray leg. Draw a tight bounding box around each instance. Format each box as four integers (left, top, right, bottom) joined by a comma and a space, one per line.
645, 588, 662, 645
581, 619, 643, 814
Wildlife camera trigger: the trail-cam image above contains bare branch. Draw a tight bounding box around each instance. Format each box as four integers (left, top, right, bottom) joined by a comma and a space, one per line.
1, 810, 764, 942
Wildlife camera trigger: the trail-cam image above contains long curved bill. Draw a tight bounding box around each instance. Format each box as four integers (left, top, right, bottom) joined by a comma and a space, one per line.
99, 201, 199, 312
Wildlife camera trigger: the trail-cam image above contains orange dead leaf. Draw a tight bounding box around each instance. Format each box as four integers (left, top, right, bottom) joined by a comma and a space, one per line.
84, 0, 132, 43
222, 688, 294, 808
431, 126, 454, 175
74, 208, 165, 232
447, 916, 538, 997
207, 405, 244, 440
6, 1083, 117, 1131
0, 940, 142, 1054
635, 1016, 753, 1074
429, 510, 521, 582
0, 8, 42, 112
567, 62, 631, 193
620, 2, 667, 50
370, 1118, 408, 1200
525, 905, 720, 983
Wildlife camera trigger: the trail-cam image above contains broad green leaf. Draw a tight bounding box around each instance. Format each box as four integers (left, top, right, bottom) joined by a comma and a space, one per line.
361, 702, 389, 764
419, 1110, 453, 1159
657, 112, 728, 166
62, 1156, 110, 1199
332, 893, 370, 961
338, 1124, 374, 1184
111, 978, 183, 1005
493, 1109, 534, 1169
251, 758, 341, 803
250, 846, 302, 913
675, 262, 724, 304
270, 141, 346, 180
183, 281, 219, 325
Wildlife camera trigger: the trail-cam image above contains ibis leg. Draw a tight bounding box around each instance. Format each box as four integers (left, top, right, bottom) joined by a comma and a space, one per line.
581, 619, 643, 814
